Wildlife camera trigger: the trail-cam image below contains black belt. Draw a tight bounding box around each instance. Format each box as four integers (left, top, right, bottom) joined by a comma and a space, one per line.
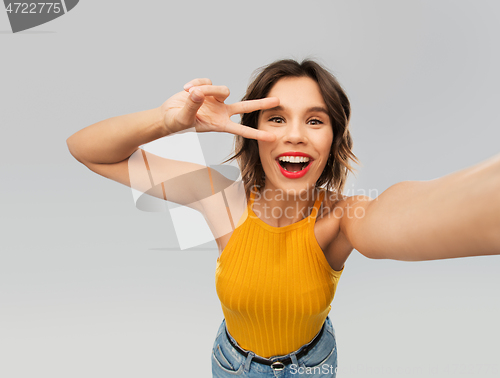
224, 322, 325, 371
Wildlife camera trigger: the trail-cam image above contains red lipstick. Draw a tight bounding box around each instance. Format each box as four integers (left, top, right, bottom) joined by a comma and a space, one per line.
275, 151, 314, 179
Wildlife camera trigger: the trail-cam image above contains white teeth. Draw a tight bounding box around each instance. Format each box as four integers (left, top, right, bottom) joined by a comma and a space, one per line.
278, 156, 310, 163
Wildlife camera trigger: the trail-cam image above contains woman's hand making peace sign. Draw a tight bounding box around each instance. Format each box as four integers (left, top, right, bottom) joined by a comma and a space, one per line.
160, 78, 279, 142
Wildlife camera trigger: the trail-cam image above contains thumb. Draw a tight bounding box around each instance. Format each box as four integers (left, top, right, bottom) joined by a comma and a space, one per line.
176, 88, 205, 128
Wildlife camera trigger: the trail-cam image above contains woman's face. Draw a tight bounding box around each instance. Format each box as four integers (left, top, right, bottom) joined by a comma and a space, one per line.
257, 76, 334, 196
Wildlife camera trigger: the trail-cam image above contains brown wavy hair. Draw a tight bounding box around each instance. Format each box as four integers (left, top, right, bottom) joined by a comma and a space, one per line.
224, 59, 359, 199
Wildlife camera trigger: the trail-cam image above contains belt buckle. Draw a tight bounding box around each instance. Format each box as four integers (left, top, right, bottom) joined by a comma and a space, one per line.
271, 361, 285, 370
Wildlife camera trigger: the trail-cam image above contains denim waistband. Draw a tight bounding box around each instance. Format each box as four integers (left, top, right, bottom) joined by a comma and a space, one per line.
213, 316, 337, 376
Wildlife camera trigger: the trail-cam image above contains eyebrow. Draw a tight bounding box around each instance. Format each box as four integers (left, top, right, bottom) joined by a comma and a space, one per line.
261, 105, 329, 117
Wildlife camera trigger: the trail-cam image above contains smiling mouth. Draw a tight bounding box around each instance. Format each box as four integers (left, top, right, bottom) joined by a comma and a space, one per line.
278, 160, 311, 172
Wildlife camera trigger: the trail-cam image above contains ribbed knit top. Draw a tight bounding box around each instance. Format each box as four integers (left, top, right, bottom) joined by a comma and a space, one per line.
215, 189, 344, 358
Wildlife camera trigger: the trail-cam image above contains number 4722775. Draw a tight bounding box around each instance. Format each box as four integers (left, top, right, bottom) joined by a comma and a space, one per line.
5, 3, 62, 14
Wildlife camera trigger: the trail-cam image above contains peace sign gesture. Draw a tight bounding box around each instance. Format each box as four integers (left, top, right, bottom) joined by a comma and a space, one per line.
160, 78, 279, 141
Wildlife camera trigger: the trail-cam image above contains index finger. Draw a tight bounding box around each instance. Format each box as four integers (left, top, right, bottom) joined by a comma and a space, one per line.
223, 121, 277, 142
183, 78, 213, 91
228, 97, 280, 115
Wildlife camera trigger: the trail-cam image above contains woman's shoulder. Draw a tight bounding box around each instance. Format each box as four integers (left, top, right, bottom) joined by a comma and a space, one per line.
315, 190, 362, 270
316, 189, 374, 231
315, 189, 343, 237
319, 189, 347, 214
317, 189, 375, 249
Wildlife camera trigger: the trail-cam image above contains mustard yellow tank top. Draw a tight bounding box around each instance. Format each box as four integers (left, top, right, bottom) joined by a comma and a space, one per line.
215, 188, 344, 358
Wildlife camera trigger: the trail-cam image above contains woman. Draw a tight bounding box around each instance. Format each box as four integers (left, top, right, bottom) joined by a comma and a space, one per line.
66, 59, 500, 377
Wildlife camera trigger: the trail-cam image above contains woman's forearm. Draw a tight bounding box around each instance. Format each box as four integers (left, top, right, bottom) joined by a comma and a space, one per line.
66, 107, 167, 164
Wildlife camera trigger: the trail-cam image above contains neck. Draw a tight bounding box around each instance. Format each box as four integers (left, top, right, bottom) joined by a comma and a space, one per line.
251, 184, 319, 227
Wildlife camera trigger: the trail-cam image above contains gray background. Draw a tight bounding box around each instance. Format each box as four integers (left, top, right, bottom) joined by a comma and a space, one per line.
1, 0, 499, 377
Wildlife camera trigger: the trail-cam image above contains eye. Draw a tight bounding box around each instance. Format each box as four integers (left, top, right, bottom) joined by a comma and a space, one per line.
308, 118, 324, 126
268, 116, 285, 124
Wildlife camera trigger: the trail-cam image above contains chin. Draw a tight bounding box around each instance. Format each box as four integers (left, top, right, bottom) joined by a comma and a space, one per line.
266, 176, 319, 199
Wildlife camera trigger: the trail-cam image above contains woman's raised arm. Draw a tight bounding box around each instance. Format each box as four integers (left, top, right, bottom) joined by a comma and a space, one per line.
65, 79, 279, 206
339, 153, 500, 261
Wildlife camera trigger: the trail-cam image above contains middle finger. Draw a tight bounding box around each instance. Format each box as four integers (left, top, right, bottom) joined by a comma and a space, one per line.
189, 85, 231, 103
228, 97, 280, 115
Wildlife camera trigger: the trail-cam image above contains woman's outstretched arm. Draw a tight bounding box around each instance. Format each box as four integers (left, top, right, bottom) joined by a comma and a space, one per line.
340, 153, 500, 261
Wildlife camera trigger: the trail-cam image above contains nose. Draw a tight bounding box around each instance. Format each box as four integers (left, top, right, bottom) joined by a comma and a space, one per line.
282, 120, 307, 145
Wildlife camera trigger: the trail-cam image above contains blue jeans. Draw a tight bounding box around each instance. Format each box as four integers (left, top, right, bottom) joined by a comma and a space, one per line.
211, 317, 338, 377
